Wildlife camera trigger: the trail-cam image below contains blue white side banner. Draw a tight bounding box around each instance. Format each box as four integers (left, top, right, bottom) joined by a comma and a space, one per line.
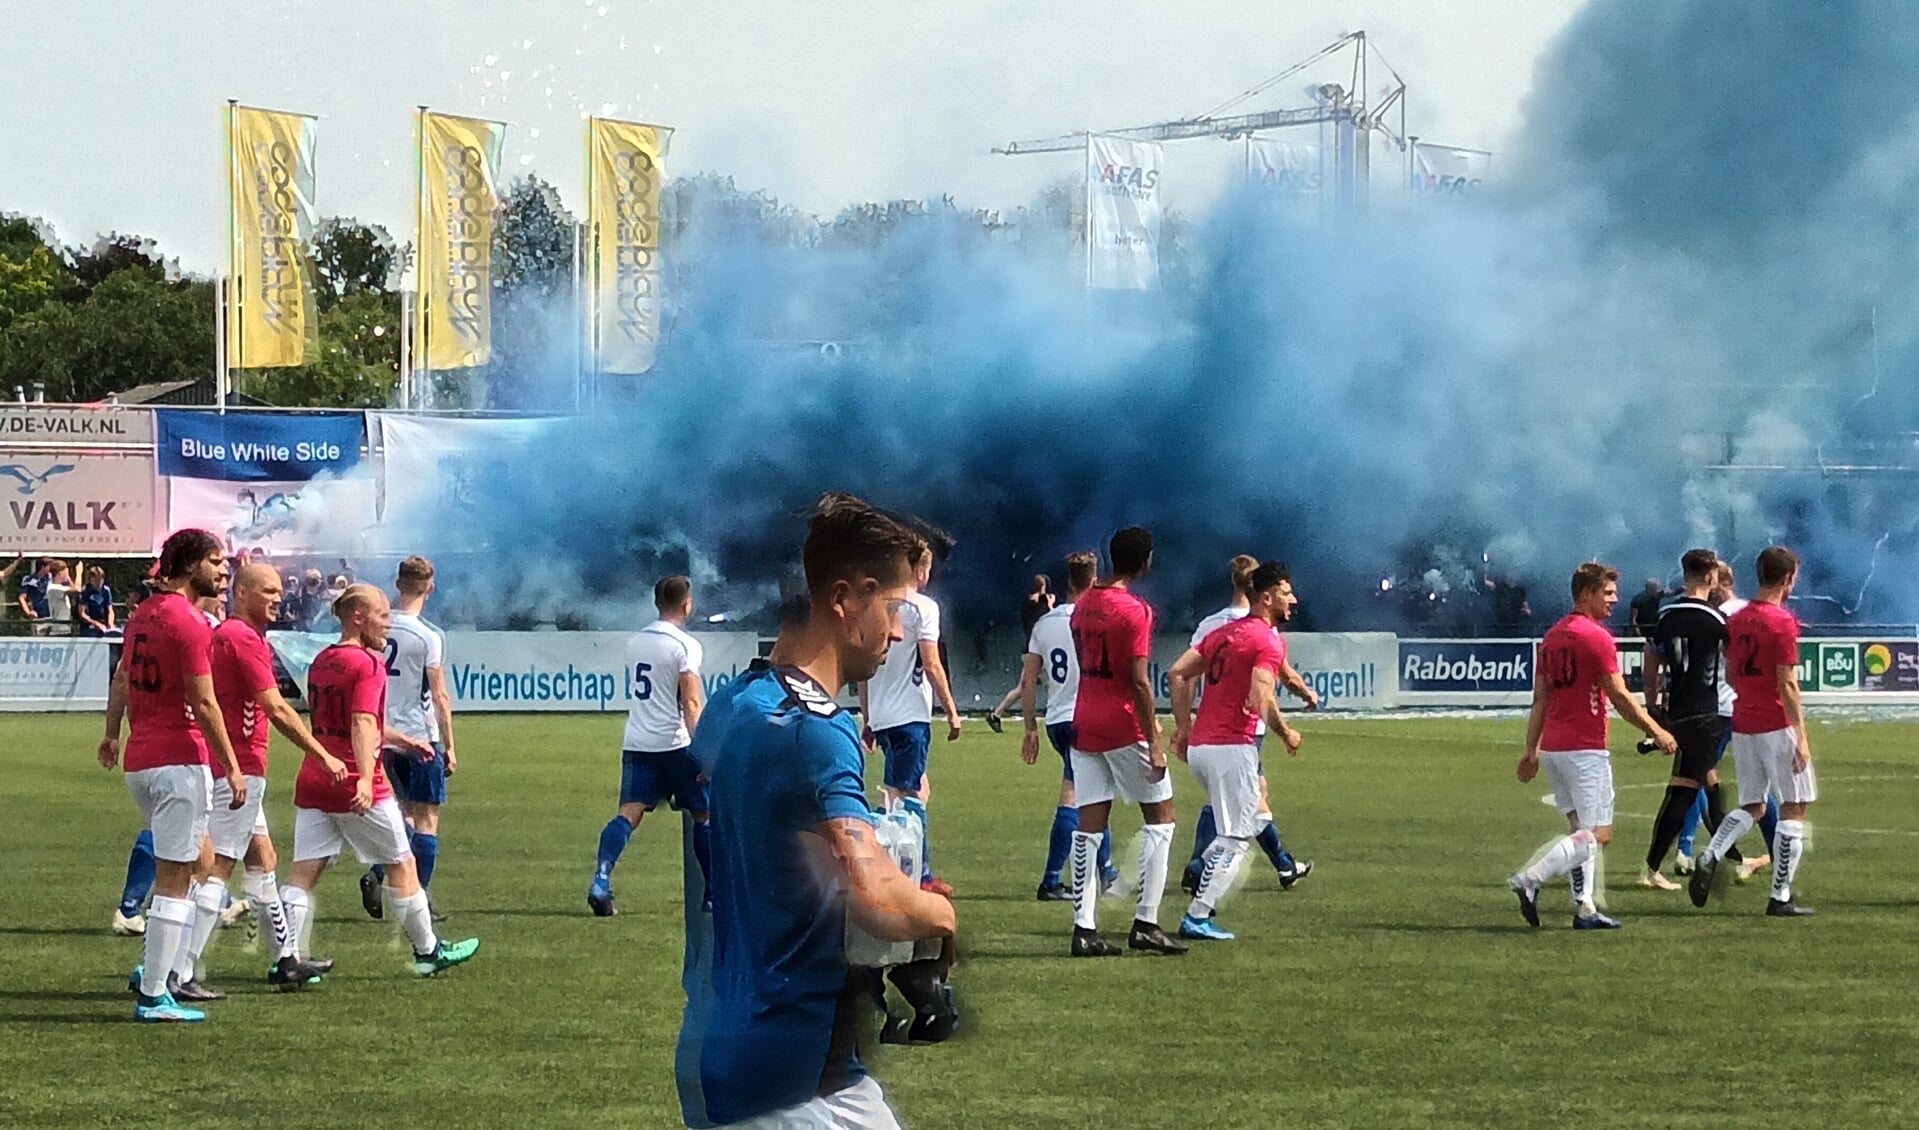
156, 410, 365, 482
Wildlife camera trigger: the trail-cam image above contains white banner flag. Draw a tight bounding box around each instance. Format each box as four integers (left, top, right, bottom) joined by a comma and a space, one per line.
1085, 134, 1163, 290
1247, 138, 1322, 196
371, 413, 561, 552
1411, 142, 1492, 197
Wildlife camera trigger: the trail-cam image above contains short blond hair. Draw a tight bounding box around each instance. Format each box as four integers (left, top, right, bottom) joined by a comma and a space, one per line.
332, 582, 387, 622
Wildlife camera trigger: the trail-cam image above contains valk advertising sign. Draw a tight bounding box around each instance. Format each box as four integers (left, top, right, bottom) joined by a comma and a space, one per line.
0, 405, 153, 445
0, 450, 155, 554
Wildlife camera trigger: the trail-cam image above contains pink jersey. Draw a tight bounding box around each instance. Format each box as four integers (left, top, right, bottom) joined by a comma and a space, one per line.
1191, 616, 1286, 746
295, 643, 391, 813
1538, 613, 1620, 752
121, 591, 213, 772
211, 618, 279, 777
1727, 601, 1799, 734
1068, 585, 1156, 753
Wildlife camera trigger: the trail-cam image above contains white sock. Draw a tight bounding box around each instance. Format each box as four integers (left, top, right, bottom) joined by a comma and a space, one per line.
177, 878, 225, 981
391, 888, 438, 956
1134, 823, 1175, 926
141, 895, 193, 998
1702, 807, 1754, 864
1519, 829, 1595, 886
281, 886, 312, 960
1771, 819, 1808, 902
1070, 831, 1101, 931
1570, 856, 1598, 915
246, 869, 291, 954
1188, 836, 1250, 918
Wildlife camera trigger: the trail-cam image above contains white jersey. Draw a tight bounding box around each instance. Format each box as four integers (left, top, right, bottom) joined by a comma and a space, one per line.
866, 591, 940, 731
1026, 602, 1079, 727
385, 610, 446, 744
623, 619, 702, 752
1716, 596, 1748, 717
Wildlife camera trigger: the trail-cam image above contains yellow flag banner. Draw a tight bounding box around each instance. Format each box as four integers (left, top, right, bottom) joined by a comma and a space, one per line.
419, 112, 505, 369
226, 105, 318, 368
588, 118, 668, 374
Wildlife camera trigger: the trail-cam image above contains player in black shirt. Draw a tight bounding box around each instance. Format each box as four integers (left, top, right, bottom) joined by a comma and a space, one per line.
1640, 549, 1745, 888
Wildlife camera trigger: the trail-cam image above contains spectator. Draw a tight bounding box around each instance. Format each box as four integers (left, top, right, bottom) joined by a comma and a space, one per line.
309, 573, 350, 635
17, 556, 54, 634
48, 560, 75, 627
1628, 578, 1664, 639
987, 574, 1060, 732
271, 570, 302, 630
296, 568, 328, 630
77, 565, 116, 637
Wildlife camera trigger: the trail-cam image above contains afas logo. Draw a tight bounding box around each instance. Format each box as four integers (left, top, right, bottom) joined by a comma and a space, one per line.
1098, 163, 1159, 197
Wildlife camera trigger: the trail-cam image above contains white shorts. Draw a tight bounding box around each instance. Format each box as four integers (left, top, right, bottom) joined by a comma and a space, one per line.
125, 764, 212, 863
1731, 728, 1818, 807
1070, 742, 1174, 808
1187, 743, 1262, 838
1541, 750, 1614, 829
729, 1077, 901, 1130
292, 798, 412, 866
208, 775, 270, 859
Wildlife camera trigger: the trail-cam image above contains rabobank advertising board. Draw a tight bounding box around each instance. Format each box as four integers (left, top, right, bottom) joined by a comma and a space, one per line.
1398, 639, 1533, 704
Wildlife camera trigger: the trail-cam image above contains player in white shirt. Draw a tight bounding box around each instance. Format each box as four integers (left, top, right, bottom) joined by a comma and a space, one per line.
1180, 555, 1320, 896
1674, 560, 1778, 878
359, 556, 459, 921
858, 540, 963, 896
1019, 552, 1118, 900
589, 575, 707, 917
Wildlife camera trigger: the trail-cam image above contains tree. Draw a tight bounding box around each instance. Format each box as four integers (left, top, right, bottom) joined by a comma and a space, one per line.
0, 267, 212, 402
244, 290, 400, 408
484, 176, 579, 411
311, 218, 398, 312
0, 216, 71, 335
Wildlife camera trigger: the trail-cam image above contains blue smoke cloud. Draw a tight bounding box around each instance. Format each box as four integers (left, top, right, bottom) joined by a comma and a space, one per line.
415, 0, 1919, 634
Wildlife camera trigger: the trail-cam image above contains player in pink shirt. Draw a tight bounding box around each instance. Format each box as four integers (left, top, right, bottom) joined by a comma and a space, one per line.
1167, 560, 1303, 941
197, 563, 347, 992
1509, 563, 1675, 930
1689, 546, 1817, 916
1063, 527, 1186, 958
280, 584, 480, 978
97, 529, 247, 1023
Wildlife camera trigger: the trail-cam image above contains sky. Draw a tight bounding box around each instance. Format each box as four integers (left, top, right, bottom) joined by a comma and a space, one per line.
0, 0, 1582, 271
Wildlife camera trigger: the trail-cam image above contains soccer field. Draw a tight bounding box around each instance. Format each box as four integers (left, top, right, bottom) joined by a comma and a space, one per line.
3, 712, 1916, 1128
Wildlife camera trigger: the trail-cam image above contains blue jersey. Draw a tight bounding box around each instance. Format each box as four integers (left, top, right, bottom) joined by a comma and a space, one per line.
685, 661, 877, 1124
19, 572, 50, 618
80, 585, 113, 629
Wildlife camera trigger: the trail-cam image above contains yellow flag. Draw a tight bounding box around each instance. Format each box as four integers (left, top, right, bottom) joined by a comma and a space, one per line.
587, 118, 668, 374
418, 111, 506, 369
226, 105, 318, 368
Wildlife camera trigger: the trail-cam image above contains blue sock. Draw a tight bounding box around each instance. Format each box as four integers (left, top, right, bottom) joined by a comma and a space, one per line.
1188, 805, 1218, 871
1099, 829, 1115, 878
900, 797, 930, 882
1256, 820, 1295, 873
596, 815, 634, 881
691, 820, 713, 905
1677, 788, 1708, 856
410, 832, 439, 890
370, 864, 386, 884
1043, 806, 1077, 887
1759, 797, 1780, 848
119, 830, 156, 917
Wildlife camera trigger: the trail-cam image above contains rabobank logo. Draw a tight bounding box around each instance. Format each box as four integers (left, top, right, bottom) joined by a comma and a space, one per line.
1399, 641, 1533, 692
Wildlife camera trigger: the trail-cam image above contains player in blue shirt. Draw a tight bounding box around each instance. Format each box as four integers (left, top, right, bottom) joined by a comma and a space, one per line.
78, 566, 116, 636
678, 493, 958, 1129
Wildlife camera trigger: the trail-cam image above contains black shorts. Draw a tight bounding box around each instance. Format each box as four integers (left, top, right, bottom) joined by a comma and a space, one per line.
1670, 715, 1726, 782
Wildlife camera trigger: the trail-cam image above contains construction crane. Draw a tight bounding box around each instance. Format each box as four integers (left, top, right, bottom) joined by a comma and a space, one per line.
994, 31, 1407, 213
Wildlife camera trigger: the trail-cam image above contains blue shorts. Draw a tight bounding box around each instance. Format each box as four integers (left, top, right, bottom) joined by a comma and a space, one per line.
877, 723, 931, 792
621, 748, 708, 813
1046, 722, 1077, 781
384, 743, 447, 806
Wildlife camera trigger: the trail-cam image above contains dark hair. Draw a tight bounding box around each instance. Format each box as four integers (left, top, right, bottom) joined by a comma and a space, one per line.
1570, 562, 1619, 600
799, 492, 924, 596
1030, 574, 1049, 594
1756, 545, 1800, 588
1249, 560, 1291, 595
1680, 549, 1718, 586
1228, 554, 1259, 597
1065, 551, 1098, 593
655, 574, 692, 611
397, 555, 435, 595
1109, 527, 1153, 576
155, 529, 222, 581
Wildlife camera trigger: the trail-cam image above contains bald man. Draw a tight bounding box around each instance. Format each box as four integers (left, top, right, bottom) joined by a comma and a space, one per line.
196, 563, 344, 991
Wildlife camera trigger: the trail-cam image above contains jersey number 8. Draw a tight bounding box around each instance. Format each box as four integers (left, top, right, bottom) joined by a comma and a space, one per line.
1049, 648, 1069, 684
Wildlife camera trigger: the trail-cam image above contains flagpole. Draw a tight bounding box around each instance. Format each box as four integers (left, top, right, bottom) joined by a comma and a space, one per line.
413, 105, 428, 411
219, 99, 237, 413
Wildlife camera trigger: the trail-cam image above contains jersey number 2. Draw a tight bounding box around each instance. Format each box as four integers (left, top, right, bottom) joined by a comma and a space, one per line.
382, 639, 401, 676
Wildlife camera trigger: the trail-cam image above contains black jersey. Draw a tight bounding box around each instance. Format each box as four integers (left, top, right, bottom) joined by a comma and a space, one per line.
1652, 596, 1727, 720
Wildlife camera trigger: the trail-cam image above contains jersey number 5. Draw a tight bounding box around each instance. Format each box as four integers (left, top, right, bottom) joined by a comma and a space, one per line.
633, 662, 654, 701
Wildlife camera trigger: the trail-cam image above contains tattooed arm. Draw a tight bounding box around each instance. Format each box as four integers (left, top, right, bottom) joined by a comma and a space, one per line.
820, 817, 956, 943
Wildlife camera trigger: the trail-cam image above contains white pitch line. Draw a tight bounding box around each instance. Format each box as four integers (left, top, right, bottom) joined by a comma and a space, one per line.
1609, 773, 1912, 793
1606, 810, 1919, 837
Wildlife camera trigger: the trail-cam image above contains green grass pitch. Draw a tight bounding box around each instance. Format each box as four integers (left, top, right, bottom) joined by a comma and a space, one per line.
2, 711, 1916, 1127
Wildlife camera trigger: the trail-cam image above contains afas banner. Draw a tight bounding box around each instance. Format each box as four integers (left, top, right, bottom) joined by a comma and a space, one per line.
1085, 134, 1163, 291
